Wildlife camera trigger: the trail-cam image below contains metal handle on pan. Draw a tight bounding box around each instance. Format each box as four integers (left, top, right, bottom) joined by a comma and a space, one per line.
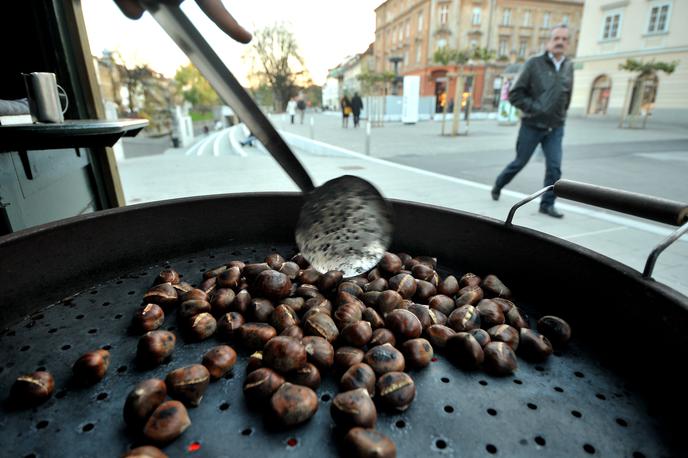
141, 1, 315, 193
506, 180, 688, 279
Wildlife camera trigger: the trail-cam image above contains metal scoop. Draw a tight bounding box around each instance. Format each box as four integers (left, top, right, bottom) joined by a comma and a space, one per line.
144, 2, 393, 277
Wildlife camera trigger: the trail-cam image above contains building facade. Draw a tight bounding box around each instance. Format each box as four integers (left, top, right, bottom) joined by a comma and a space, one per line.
570, 0, 687, 125
374, 0, 583, 110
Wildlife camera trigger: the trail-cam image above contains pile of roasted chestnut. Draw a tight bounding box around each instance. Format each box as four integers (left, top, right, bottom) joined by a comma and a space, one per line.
9, 251, 571, 458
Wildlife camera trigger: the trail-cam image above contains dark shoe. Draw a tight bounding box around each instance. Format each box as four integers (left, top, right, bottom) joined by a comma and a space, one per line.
491, 187, 500, 201
539, 206, 564, 218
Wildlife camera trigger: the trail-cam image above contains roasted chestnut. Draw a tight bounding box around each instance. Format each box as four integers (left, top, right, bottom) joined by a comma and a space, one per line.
10, 371, 54, 406
455, 285, 484, 307
154, 269, 180, 285
482, 274, 512, 298
143, 283, 178, 307
133, 303, 165, 332
248, 298, 275, 323
238, 323, 277, 350
537, 316, 571, 347
438, 275, 460, 297
345, 427, 396, 458
334, 346, 365, 371
263, 336, 307, 373
459, 273, 481, 288
487, 324, 519, 350
388, 273, 417, 299
376, 371, 415, 411
286, 362, 321, 389
243, 367, 285, 404
340, 363, 376, 396
448, 304, 481, 332
72, 349, 110, 385
302, 336, 335, 369
202, 345, 237, 379
137, 330, 176, 366
143, 400, 191, 444
401, 338, 434, 369
483, 342, 518, 376
217, 266, 241, 289
253, 270, 292, 300
469, 328, 491, 348
331, 388, 377, 429
303, 312, 339, 343
446, 332, 484, 369
429, 294, 455, 316
378, 252, 402, 274
476, 299, 505, 328
210, 288, 236, 316
165, 364, 210, 407
369, 328, 396, 347
123, 378, 167, 428
121, 446, 168, 458
363, 343, 405, 375
217, 312, 245, 339
270, 383, 318, 426
425, 324, 455, 349
385, 309, 422, 341
188, 312, 217, 341
265, 253, 285, 270
341, 321, 373, 347
518, 328, 553, 362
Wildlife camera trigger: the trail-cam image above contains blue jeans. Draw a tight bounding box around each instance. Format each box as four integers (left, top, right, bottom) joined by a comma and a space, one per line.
495, 124, 564, 208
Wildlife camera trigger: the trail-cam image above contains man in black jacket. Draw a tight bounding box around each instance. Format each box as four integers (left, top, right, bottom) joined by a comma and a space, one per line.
492, 24, 574, 218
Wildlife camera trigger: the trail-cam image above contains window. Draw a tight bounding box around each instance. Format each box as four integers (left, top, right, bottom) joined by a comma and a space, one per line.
523, 10, 531, 27
439, 5, 448, 25
470, 40, 478, 49
518, 39, 528, 57
648, 3, 671, 33
398, 26, 404, 42
499, 38, 508, 56
502, 8, 512, 26
437, 38, 447, 49
416, 45, 421, 63
602, 12, 622, 40
472, 8, 481, 25
418, 12, 424, 32
543, 12, 551, 27
539, 39, 547, 52
405, 20, 410, 38
403, 51, 408, 66
562, 14, 570, 26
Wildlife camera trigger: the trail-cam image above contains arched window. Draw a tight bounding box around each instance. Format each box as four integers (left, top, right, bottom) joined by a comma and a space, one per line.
588, 74, 611, 115
629, 72, 658, 115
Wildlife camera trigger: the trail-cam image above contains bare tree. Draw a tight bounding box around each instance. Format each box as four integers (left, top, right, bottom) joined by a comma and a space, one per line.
245, 24, 309, 111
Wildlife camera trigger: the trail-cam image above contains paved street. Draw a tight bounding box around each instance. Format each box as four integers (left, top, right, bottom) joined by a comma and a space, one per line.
275, 112, 688, 202
117, 114, 688, 296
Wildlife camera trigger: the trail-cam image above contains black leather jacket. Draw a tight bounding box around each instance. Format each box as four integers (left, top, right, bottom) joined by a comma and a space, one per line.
508, 52, 574, 129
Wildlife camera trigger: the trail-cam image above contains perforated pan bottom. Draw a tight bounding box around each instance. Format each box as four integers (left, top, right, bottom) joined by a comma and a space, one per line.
0, 242, 672, 457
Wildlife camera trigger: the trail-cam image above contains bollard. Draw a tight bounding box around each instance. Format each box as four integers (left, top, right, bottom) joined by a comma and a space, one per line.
309, 116, 314, 139
365, 120, 371, 155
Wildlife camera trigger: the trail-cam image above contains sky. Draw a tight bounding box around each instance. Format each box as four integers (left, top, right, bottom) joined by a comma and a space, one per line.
82, 0, 383, 85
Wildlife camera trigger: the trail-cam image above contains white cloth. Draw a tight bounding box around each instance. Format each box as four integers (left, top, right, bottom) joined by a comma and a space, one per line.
547, 52, 565, 72
286, 100, 297, 115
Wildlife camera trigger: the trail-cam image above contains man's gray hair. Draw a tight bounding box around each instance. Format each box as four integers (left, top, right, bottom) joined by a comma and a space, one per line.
550, 23, 570, 37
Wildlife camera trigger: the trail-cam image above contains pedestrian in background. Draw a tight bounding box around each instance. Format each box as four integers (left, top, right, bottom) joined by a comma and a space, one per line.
296, 95, 306, 124
351, 92, 363, 128
341, 95, 352, 128
286, 97, 297, 125
491, 24, 573, 218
